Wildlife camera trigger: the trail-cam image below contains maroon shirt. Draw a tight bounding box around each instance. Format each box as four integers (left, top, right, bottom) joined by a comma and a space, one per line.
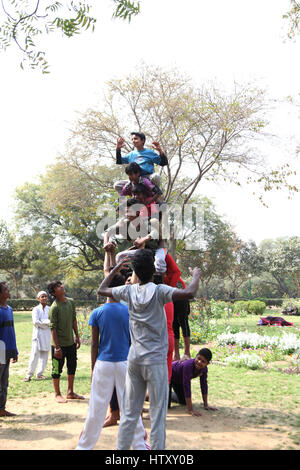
171, 359, 208, 399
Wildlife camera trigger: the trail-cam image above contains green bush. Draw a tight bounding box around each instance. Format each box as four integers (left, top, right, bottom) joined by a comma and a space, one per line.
282, 297, 300, 316
8, 299, 39, 311
8, 298, 100, 311
233, 300, 266, 315
210, 299, 231, 319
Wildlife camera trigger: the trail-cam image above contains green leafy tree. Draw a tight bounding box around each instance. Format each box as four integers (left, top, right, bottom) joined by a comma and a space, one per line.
14, 159, 122, 272
0, 221, 27, 297
0, 0, 141, 72
260, 237, 300, 297
225, 239, 265, 299
176, 198, 238, 297
284, 0, 300, 39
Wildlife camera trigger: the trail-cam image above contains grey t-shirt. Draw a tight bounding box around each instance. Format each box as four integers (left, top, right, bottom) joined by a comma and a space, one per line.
112, 282, 175, 365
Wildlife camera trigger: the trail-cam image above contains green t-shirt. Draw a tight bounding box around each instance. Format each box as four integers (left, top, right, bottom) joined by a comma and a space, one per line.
49, 298, 76, 347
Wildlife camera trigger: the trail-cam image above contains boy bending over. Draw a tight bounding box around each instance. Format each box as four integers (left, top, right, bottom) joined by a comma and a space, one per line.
170, 348, 218, 416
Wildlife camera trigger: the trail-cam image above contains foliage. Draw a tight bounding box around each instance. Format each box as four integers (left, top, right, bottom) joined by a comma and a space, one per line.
233, 300, 266, 316
0, 0, 141, 73
66, 64, 295, 216
212, 343, 285, 364
224, 352, 265, 370
284, 0, 300, 39
14, 161, 122, 273
259, 238, 300, 297
217, 329, 300, 354
177, 197, 239, 287
7, 298, 99, 311
282, 295, 300, 314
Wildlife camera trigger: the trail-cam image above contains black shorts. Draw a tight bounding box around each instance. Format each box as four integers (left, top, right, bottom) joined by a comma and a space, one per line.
173, 299, 190, 339
170, 381, 186, 405
51, 343, 77, 379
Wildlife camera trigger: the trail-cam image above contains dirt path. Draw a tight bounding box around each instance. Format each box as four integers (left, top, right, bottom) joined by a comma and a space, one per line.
0, 393, 298, 450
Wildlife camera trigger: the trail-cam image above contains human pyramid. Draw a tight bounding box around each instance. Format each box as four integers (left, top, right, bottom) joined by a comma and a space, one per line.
0, 132, 217, 451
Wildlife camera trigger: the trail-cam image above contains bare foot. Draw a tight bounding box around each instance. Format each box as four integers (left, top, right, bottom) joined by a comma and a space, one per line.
23, 377, 31, 382
103, 415, 119, 427
55, 394, 67, 403
66, 392, 84, 400
0, 409, 16, 417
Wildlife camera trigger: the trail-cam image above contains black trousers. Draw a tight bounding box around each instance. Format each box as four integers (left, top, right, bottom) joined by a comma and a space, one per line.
51, 343, 77, 379
170, 381, 186, 405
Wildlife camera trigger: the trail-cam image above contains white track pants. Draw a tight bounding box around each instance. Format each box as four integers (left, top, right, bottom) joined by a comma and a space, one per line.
26, 340, 49, 379
76, 360, 147, 450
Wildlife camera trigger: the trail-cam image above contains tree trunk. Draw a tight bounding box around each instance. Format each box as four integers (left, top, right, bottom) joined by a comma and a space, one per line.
169, 235, 177, 260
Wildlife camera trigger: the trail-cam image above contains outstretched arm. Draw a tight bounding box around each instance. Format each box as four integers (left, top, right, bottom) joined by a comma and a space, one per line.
172, 268, 201, 301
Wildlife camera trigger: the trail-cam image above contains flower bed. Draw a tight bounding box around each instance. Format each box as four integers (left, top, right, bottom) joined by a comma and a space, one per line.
224, 352, 265, 370
217, 329, 300, 354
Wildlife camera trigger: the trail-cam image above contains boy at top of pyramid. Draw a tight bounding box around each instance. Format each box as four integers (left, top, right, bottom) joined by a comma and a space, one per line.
114, 132, 168, 195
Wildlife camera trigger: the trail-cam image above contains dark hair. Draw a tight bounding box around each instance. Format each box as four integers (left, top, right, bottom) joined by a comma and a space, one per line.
132, 183, 148, 196
126, 198, 139, 208
153, 273, 163, 285
47, 280, 62, 296
125, 162, 141, 175
132, 249, 155, 284
197, 348, 212, 362
0, 282, 7, 294
108, 274, 125, 288
131, 132, 146, 143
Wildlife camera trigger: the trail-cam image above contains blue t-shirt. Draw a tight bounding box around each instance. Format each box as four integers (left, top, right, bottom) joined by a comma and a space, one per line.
88, 303, 130, 362
121, 148, 161, 175
0, 305, 18, 361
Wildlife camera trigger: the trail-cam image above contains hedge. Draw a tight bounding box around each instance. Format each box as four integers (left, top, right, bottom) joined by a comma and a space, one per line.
8, 299, 99, 311
233, 300, 266, 316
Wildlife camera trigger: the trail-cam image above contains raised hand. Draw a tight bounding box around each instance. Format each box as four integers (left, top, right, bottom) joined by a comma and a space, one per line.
116, 137, 126, 149
189, 267, 202, 278
152, 141, 162, 152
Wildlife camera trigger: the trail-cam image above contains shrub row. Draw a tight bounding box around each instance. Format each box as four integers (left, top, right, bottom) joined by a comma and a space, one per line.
233, 300, 266, 316
8, 299, 99, 311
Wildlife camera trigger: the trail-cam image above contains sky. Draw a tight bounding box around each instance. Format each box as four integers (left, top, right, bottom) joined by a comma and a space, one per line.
0, 0, 299, 244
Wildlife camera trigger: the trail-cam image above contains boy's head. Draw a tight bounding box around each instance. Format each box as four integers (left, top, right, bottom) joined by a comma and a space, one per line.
131, 132, 146, 150
37, 291, 48, 306
108, 273, 125, 288
194, 348, 212, 370
132, 249, 155, 285
132, 183, 149, 205
47, 281, 65, 299
0, 282, 10, 302
125, 162, 141, 184
126, 198, 140, 221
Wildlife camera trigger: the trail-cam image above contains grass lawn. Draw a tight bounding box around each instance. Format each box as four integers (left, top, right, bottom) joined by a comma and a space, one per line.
3, 310, 300, 450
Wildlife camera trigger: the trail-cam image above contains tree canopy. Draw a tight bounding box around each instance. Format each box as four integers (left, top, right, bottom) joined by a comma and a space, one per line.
0, 0, 141, 72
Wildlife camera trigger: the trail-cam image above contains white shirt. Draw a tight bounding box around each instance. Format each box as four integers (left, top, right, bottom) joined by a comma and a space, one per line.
32, 304, 51, 351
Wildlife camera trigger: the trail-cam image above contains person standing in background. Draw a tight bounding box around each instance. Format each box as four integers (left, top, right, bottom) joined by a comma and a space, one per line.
24, 291, 51, 382
0, 282, 18, 417
47, 281, 84, 403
